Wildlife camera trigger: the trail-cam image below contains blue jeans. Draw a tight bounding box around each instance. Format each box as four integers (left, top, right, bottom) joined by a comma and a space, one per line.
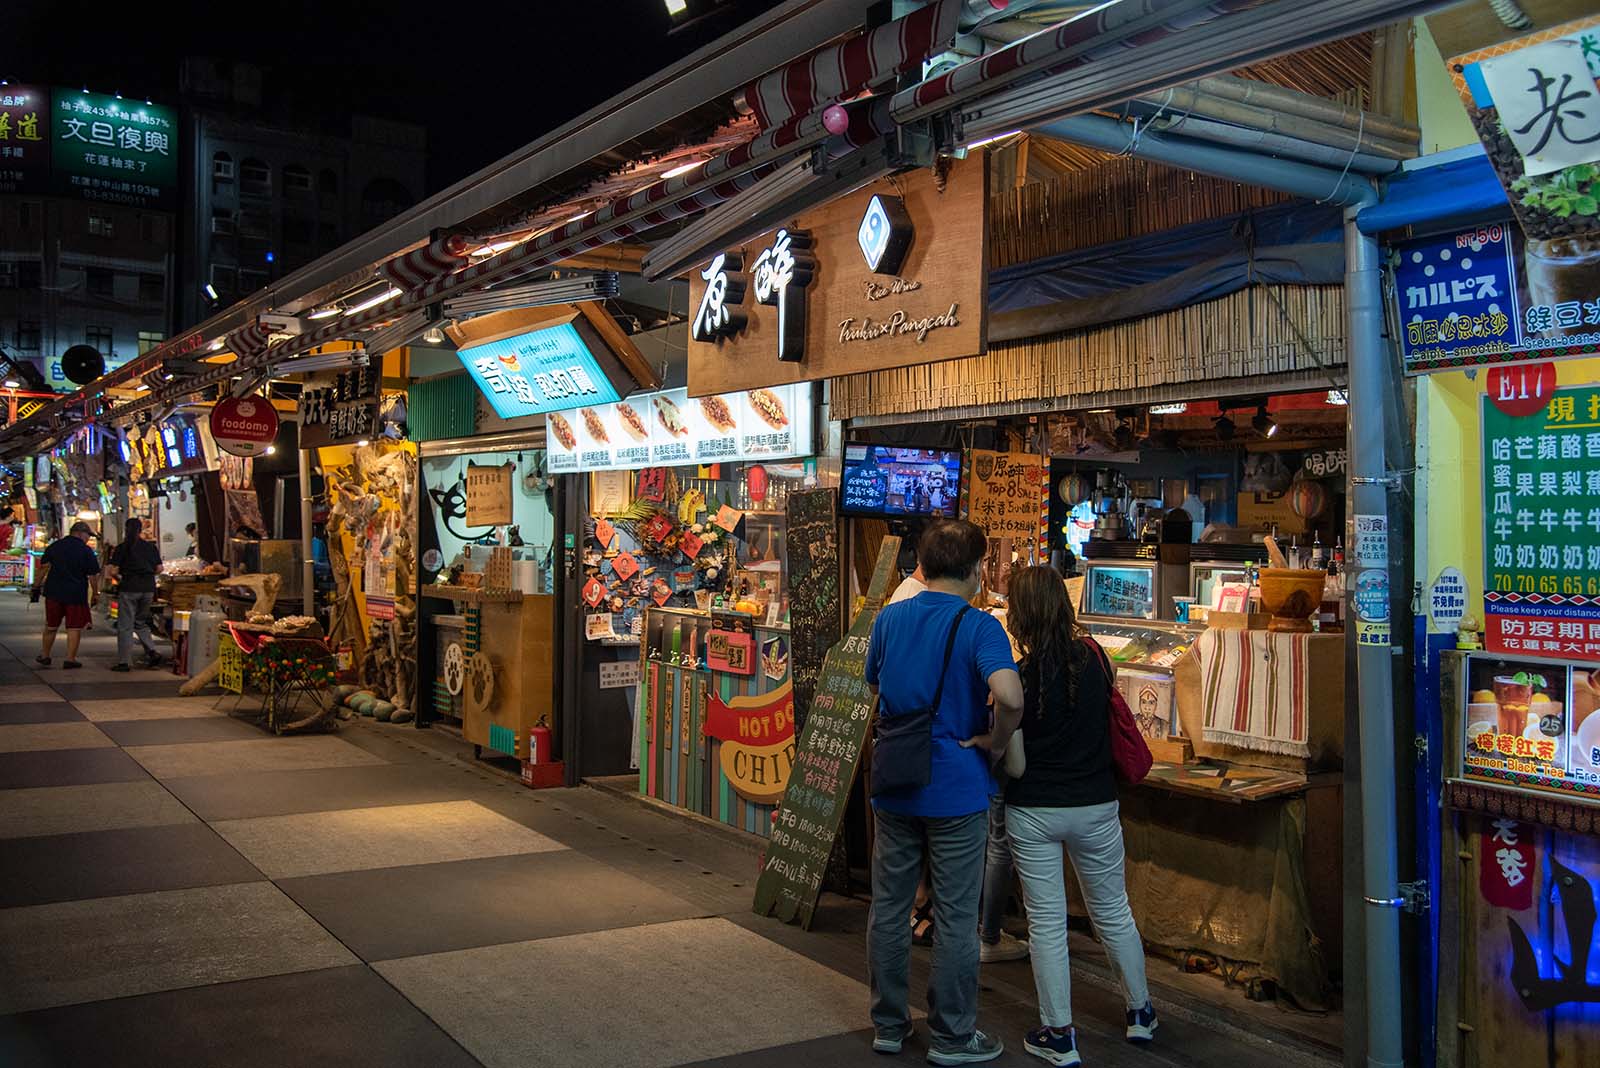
1007, 801, 1150, 1027
868, 807, 986, 1046
979, 793, 1021, 943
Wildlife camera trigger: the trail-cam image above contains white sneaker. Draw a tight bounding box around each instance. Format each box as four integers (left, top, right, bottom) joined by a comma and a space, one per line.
980, 931, 1029, 963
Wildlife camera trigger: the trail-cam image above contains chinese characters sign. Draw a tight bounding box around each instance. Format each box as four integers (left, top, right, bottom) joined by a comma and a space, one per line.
1460, 654, 1600, 803
1394, 224, 1533, 373
464, 463, 513, 527
0, 85, 49, 195
962, 449, 1044, 541
1481, 383, 1600, 662
456, 321, 621, 420
545, 384, 812, 474
296, 367, 379, 449
50, 90, 176, 210
1479, 818, 1536, 910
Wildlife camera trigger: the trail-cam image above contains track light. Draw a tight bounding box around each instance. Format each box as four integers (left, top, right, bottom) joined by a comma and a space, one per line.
421, 325, 446, 345
1213, 415, 1235, 441
1252, 406, 1277, 438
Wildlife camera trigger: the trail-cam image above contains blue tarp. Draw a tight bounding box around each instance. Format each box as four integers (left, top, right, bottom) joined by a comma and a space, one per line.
989, 201, 1344, 314
1356, 151, 1508, 235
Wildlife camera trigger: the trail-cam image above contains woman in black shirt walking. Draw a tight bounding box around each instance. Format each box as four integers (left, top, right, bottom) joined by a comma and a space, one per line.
1003, 566, 1155, 1066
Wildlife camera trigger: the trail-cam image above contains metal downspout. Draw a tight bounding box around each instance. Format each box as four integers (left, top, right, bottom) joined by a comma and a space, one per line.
1034, 112, 1405, 1068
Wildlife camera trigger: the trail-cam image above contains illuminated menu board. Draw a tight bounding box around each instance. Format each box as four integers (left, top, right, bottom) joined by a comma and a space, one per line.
1459, 652, 1600, 803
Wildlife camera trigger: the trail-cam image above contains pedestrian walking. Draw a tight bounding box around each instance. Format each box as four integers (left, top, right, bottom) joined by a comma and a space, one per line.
1002, 565, 1157, 1066
865, 519, 1024, 1065
32, 521, 102, 669
107, 517, 165, 671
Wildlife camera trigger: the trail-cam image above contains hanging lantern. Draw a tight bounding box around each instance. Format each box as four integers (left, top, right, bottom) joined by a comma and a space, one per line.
1289, 477, 1329, 520
747, 465, 769, 505
1058, 473, 1092, 506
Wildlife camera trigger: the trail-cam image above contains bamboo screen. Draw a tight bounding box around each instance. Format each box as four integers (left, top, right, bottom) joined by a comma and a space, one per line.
827, 284, 1345, 421
989, 158, 1293, 270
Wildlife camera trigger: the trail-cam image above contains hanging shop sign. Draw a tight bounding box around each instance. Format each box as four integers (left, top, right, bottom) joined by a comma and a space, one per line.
449, 304, 650, 422
0, 85, 50, 196
297, 366, 379, 448
1391, 222, 1591, 375
1481, 382, 1600, 661
1458, 653, 1600, 802
962, 450, 1046, 541
464, 462, 513, 527
208, 397, 279, 457
49, 89, 177, 211
545, 383, 813, 474
754, 535, 899, 929
1447, 16, 1600, 240
686, 154, 988, 396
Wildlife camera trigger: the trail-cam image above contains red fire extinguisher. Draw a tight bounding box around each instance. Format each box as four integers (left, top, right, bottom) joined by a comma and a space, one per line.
529, 726, 553, 765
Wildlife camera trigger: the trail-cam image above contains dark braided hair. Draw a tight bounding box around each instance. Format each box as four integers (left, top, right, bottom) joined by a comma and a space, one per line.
1007, 565, 1084, 720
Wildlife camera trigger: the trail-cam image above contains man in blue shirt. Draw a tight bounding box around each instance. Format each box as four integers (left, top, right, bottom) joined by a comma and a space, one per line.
34, 521, 102, 669
865, 520, 1023, 1064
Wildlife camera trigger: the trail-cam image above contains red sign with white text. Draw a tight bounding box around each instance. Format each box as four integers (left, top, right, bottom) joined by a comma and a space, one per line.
209, 397, 279, 457
1487, 362, 1558, 418
1480, 818, 1536, 910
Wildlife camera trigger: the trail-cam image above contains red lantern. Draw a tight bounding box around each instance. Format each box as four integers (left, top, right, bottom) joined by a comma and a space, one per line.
747, 465, 769, 505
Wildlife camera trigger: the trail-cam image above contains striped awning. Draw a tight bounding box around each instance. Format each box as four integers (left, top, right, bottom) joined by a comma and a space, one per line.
225, 322, 272, 359
377, 234, 473, 290
741, 0, 966, 130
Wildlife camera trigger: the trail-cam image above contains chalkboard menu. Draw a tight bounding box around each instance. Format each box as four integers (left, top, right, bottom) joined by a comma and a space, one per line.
785, 489, 841, 731
841, 464, 888, 514
754, 535, 900, 929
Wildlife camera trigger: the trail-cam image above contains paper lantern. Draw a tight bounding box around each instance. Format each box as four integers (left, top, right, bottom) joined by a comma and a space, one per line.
1289, 478, 1329, 519
1058, 473, 1092, 506
747, 465, 769, 504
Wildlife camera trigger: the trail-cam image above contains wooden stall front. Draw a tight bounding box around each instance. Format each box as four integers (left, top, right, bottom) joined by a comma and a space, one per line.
422, 585, 555, 760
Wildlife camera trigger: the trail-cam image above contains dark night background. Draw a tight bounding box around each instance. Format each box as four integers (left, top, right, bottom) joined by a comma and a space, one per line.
5, 0, 781, 195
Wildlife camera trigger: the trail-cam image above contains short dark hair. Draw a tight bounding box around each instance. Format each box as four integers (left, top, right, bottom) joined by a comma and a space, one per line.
69, 521, 93, 536
917, 519, 987, 582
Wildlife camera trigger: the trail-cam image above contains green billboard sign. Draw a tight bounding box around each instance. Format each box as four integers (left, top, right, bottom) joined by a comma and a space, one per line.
49, 89, 176, 211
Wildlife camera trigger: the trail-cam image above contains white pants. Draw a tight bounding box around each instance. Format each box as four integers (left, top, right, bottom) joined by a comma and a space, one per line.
1006, 800, 1150, 1027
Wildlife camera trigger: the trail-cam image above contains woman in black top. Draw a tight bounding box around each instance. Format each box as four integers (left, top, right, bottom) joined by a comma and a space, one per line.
1003, 566, 1155, 1066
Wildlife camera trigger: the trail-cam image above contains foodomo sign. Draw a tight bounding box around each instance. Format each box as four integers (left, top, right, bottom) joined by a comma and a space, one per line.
209, 397, 280, 457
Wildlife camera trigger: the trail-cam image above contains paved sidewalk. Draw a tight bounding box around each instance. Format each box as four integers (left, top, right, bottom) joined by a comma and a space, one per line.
0, 593, 1335, 1067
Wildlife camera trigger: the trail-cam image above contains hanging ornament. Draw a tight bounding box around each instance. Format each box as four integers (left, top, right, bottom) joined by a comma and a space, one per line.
1289, 477, 1329, 520
747, 465, 769, 505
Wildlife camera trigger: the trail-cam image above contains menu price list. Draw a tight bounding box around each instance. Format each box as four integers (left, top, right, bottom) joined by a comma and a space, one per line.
754, 535, 900, 929
1460, 656, 1600, 802
785, 489, 841, 733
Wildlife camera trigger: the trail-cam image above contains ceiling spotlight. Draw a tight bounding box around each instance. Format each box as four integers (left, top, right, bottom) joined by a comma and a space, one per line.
1213, 414, 1235, 441
664, 0, 688, 14
2, 379, 18, 389
421, 325, 445, 345
1252, 406, 1277, 438
203, 283, 219, 301
264, 445, 276, 455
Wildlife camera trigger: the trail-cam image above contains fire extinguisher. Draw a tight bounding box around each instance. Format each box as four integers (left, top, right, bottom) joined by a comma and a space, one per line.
528, 726, 553, 765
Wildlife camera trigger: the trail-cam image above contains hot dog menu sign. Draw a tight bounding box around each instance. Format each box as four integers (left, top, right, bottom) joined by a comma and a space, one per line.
546, 384, 813, 473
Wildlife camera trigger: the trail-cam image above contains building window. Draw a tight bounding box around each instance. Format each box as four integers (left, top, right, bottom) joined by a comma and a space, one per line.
237, 268, 268, 293
88, 213, 115, 237
240, 158, 271, 195
85, 268, 114, 297
283, 217, 314, 245
212, 152, 234, 197
0, 263, 15, 288
318, 169, 338, 197
17, 261, 41, 289
139, 273, 164, 304
209, 264, 237, 292
14, 321, 40, 351
283, 165, 313, 193
210, 210, 235, 235
137, 330, 165, 355
85, 325, 114, 354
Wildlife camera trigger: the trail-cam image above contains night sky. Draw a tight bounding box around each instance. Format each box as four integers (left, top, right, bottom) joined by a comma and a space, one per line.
8, 0, 780, 194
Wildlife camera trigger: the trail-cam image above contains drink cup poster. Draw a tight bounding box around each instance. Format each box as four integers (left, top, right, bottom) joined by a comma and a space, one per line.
1460, 654, 1600, 802
1481, 382, 1600, 662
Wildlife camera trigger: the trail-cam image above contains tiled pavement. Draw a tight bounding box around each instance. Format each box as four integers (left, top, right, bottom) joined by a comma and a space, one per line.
0, 594, 1338, 1067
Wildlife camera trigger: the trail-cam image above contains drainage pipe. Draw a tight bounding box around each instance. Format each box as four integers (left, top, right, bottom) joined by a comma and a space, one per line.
1145, 113, 1399, 174
1035, 110, 1404, 1068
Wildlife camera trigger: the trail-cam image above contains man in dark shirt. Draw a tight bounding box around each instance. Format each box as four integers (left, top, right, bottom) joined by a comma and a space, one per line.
34, 521, 102, 669
108, 518, 164, 670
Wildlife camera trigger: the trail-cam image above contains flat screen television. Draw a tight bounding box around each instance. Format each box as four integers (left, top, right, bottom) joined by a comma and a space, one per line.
840, 444, 963, 518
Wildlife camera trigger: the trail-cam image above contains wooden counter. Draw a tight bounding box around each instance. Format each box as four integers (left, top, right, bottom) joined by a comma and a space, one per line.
423, 586, 554, 761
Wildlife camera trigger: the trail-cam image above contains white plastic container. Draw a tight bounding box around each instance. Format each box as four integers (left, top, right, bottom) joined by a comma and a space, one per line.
188, 595, 224, 677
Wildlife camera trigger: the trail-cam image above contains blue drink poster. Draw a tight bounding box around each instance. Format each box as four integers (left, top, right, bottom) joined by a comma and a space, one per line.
1395, 224, 1523, 373
457, 322, 621, 419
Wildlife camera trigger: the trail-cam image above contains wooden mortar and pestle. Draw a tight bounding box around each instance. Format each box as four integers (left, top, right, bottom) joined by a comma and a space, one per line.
1258, 536, 1326, 633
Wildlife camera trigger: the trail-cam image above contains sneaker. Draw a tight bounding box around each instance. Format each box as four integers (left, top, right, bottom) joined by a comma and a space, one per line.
111, 663, 131, 673
927, 1029, 1003, 1065
873, 1029, 908, 1055
980, 931, 1030, 963
1125, 1002, 1159, 1042
63, 660, 82, 670
143, 654, 164, 669
35, 655, 50, 666
1023, 1026, 1081, 1066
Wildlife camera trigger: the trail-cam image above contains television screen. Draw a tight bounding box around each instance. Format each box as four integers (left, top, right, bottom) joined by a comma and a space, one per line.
840, 445, 962, 518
